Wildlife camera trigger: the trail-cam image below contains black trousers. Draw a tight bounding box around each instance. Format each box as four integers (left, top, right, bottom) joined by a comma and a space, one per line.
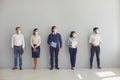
69, 48, 77, 67
90, 46, 100, 67
50, 47, 59, 68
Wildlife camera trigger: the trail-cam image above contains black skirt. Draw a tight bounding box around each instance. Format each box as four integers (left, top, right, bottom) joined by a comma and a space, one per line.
32, 44, 40, 58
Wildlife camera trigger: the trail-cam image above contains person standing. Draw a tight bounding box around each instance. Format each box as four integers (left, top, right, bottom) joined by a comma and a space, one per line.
68, 31, 77, 70
47, 26, 62, 70
30, 28, 41, 70
89, 27, 102, 69
11, 27, 25, 70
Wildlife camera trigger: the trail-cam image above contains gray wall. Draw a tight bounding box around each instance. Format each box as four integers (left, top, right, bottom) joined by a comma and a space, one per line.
0, 0, 119, 68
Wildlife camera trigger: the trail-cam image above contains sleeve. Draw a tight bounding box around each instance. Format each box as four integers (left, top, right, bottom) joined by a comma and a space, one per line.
36, 36, 41, 47
59, 34, 62, 48
67, 38, 70, 46
47, 34, 51, 45
89, 35, 92, 44
30, 36, 34, 48
11, 35, 14, 48
22, 35, 25, 48
99, 35, 102, 43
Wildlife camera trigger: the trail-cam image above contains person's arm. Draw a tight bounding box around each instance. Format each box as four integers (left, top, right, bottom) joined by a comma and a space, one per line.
22, 35, 25, 49
99, 35, 102, 45
36, 36, 41, 47
75, 38, 78, 47
11, 35, 14, 49
89, 35, 93, 46
30, 36, 34, 48
47, 34, 51, 46
59, 34, 62, 48
67, 38, 70, 46
21, 35, 25, 53
67, 38, 71, 47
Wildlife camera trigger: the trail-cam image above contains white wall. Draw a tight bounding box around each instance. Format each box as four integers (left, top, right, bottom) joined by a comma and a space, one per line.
0, 0, 119, 68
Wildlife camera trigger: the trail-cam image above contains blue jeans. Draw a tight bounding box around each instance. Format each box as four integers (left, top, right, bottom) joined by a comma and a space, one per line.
14, 46, 23, 67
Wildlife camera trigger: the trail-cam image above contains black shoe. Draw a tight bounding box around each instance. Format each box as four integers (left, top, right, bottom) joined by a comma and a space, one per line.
55, 67, 60, 70
71, 67, 75, 70
98, 66, 101, 69
49, 67, 53, 70
90, 66, 92, 69
12, 66, 17, 70
20, 67, 23, 70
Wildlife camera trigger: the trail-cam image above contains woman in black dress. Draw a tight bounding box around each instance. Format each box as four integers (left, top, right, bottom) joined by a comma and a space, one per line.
30, 28, 41, 70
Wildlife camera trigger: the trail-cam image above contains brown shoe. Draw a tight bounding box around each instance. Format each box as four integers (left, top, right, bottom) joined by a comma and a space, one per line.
12, 66, 17, 70
20, 67, 23, 70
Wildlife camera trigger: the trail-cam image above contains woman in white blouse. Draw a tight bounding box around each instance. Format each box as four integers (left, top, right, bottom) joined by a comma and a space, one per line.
68, 31, 78, 70
30, 28, 41, 70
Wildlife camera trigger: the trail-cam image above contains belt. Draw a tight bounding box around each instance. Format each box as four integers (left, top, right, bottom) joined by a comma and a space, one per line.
14, 45, 22, 47
92, 45, 100, 47
70, 47, 77, 48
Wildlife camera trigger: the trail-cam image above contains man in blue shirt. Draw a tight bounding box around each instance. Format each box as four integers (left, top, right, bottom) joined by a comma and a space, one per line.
47, 26, 62, 70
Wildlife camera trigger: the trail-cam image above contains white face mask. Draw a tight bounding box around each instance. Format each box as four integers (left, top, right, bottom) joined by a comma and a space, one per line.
96, 30, 99, 34
35, 32, 38, 35
73, 34, 76, 38
18, 30, 21, 34
54, 29, 57, 33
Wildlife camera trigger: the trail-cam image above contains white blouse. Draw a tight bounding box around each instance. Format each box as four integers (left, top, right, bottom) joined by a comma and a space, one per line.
68, 37, 78, 48
89, 34, 102, 46
11, 33, 25, 48
30, 35, 41, 47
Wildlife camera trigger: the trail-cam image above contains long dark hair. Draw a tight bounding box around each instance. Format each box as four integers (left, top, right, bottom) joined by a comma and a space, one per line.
70, 31, 76, 38
33, 28, 38, 35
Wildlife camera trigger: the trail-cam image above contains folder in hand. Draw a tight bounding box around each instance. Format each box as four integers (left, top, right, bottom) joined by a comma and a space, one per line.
51, 41, 57, 48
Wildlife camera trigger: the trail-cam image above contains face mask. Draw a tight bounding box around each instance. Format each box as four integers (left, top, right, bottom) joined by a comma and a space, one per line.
18, 30, 21, 34
96, 30, 99, 34
54, 29, 57, 33
73, 34, 76, 38
35, 32, 38, 35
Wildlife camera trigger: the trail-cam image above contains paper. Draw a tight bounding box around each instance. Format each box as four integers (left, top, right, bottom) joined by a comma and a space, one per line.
51, 41, 57, 48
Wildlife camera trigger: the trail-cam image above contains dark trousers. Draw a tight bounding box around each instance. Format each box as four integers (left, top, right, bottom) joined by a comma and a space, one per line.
90, 46, 100, 67
69, 48, 77, 67
50, 47, 59, 68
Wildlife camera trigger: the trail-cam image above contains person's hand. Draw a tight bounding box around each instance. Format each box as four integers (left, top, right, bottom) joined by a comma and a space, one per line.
59, 48, 62, 51
22, 48, 24, 54
69, 45, 72, 48
91, 43, 95, 46
90, 43, 93, 46
75, 45, 77, 48
50, 43, 52, 46
12, 48, 14, 52
34, 46, 37, 49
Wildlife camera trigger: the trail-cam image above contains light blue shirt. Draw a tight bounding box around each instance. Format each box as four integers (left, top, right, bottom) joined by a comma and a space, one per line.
68, 37, 77, 48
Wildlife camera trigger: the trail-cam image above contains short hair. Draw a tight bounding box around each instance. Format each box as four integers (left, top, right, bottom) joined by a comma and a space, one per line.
15, 27, 20, 30
51, 26, 56, 32
93, 27, 99, 31
33, 28, 38, 35
70, 31, 76, 38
